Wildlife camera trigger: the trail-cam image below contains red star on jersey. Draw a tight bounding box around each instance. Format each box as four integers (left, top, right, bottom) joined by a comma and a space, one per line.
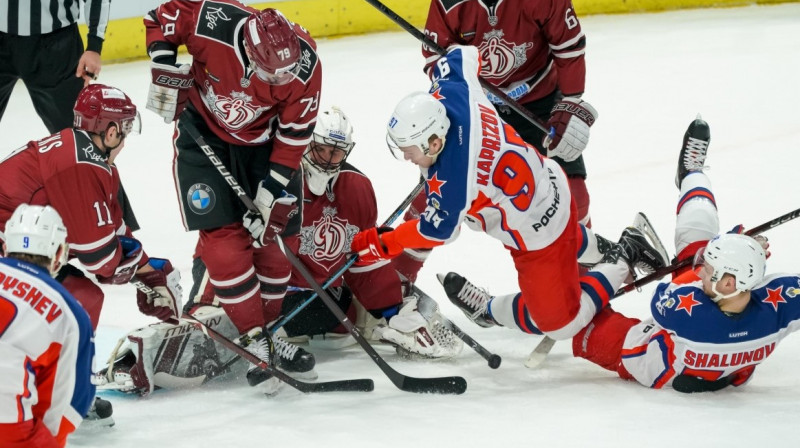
676, 292, 702, 316
763, 286, 787, 311
431, 88, 445, 101
426, 173, 446, 197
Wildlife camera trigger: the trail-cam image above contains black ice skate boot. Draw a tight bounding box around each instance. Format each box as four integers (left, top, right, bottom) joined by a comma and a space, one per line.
236, 327, 281, 395
83, 396, 114, 428
602, 222, 669, 276
437, 272, 496, 328
273, 336, 317, 380
675, 114, 710, 189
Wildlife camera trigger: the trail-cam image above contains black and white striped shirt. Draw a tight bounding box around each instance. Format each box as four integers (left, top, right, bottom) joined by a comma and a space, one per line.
0, 0, 111, 53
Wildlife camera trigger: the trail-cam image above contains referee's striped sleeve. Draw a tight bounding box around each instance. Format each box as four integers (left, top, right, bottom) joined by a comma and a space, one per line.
84, 0, 111, 53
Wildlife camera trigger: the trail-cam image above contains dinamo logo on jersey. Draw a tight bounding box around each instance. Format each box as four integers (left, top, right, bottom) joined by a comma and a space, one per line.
298, 207, 358, 272
202, 83, 271, 131
187, 183, 216, 215
478, 30, 532, 82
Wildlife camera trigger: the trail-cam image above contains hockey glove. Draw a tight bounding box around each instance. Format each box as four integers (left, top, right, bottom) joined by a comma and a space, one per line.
147, 62, 193, 123
244, 174, 299, 247
134, 258, 183, 324
97, 236, 145, 285
351, 227, 404, 266
727, 224, 771, 258
543, 97, 598, 162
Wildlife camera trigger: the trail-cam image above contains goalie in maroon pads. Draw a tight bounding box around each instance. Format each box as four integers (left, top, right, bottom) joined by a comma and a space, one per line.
144, 1, 322, 394
0, 84, 182, 331
188, 106, 463, 361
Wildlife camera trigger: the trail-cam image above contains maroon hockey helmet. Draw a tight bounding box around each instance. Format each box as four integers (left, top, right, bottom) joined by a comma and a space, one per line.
243, 9, 302, 85
73, 84, 141, 138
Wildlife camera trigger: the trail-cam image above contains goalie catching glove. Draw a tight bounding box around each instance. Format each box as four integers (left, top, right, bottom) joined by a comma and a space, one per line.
543, 97, 598, 162
134, 258, 183, 323
243, 169, 299, 247
147, 62, 193, 123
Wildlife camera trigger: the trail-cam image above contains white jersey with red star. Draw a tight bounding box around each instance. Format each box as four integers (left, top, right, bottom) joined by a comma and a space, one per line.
393, 46, 571, 252
620, 272, 800, 389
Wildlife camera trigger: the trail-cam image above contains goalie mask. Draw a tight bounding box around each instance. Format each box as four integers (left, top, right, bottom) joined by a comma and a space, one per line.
4, 204, 69, 275
695, 233, 766, 301
386, 91, 450, 161
243, 9, 301, 86
73, 84, 141, 140
302, 106, 355, 195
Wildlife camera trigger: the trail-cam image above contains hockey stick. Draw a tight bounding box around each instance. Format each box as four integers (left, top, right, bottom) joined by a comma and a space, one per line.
268, 179, 425, 335
182, 121, 466, 395
278, 237, 467, 394
182, 313, 375, 393
411, 283, 501, 369
362, 0, 551, 134
129, 275, 374, 393
524, 205, 800, 368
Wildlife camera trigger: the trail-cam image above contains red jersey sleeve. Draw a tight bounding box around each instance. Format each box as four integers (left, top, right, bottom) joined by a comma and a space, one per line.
538, 0, 586, 96
144, 0, 201, 61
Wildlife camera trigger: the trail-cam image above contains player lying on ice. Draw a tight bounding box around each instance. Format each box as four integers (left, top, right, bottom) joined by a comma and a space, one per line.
349, 45, 669, 346
95, 106, 463, 396
446, 116, 792, 392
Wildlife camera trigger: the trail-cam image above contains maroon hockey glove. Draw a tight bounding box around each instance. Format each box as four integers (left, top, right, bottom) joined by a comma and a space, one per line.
243, 183, 299, 248
351, 227, 403, 266
147, 62, 193, 123
97, 236, 145, 285
544, 97, 598, 162
134, 259, 183, 324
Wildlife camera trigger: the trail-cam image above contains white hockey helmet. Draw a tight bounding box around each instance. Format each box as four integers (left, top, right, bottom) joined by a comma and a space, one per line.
698, 233, 766, 300
302, 106, 355, 195
4, 204, 69, 273
386, 91, 450, 158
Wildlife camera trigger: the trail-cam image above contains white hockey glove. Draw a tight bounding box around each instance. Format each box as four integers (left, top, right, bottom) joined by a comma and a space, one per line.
243, 174, 299, 247
147, 62, 193, 123
134, 259, 183, 323
543, 97, 598, 162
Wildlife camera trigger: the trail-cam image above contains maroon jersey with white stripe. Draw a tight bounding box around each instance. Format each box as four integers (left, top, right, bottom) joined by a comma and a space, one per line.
283, 165, 404, 311
0, 129, 132, 278
144, 0, 322, 170
423, 0, 586, 102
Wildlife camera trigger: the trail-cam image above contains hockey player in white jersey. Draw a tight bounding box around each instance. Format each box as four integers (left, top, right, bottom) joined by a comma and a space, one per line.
0, 204, 95, 447
571, 116, 794, 392
351, 45, 667, 341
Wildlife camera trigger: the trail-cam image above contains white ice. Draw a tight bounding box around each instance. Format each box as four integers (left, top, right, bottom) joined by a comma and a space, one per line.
2, 4, 800, 447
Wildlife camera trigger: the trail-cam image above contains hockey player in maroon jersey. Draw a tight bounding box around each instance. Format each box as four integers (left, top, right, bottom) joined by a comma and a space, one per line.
422, 0, 597, 226
570, 117, 798, 393
144, 1, 322, 393
0, 84, 182, 332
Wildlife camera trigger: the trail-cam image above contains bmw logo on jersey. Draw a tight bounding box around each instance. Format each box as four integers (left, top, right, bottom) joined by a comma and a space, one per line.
187, 183, 216, 215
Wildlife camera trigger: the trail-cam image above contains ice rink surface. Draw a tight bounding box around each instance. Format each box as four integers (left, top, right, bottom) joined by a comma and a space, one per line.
2, 4, 800, 447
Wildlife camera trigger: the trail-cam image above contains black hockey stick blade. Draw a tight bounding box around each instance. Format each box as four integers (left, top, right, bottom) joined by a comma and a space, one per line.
412, 284, 501, 369
181, 313, 374, 393
278, 238, 468, 395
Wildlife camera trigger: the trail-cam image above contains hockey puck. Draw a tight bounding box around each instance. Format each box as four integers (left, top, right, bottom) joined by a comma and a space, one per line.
488, 354, 501, 369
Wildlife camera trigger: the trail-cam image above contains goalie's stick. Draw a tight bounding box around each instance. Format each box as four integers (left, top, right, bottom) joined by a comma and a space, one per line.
183, 122, 467, 395
524, 205, 800, 369
268, 179, 425, 335
411, 283, 501, 369
362, 0, 551, 135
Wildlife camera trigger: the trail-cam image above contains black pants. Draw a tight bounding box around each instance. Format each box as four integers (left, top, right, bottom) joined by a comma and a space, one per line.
0, 25, 84, 134
175, 104, 303, 232
496, 89, 587, 178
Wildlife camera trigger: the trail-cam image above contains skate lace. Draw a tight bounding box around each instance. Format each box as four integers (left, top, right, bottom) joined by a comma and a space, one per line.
682, 137, 708, 171
458, 281, 491, 321
242, 333, 272, 361
273, 336, 299, 361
